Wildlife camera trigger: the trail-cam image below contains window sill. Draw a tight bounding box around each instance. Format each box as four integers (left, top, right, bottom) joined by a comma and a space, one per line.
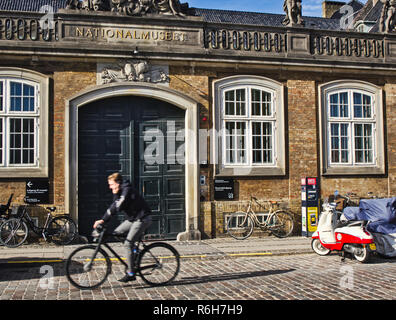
0, 167, 48, 178
215, 166, 286, 177
322, 166, 385, 176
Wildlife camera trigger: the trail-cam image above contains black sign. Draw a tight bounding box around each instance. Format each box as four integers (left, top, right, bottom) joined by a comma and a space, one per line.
214, 179, 234, 201
25, 179, 49, 204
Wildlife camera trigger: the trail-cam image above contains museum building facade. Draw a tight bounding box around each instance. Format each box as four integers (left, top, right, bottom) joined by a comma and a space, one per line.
0, 0, 395, 240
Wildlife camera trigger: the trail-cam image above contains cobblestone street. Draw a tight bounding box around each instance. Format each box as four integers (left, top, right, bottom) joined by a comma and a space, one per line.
0, 252, 395, 301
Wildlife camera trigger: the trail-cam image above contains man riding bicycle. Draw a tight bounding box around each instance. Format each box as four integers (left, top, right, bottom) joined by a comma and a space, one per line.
93, 173, 152, 283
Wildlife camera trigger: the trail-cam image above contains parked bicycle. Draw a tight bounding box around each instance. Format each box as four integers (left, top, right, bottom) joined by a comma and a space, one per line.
0, 193, 14, 225
226, 196, 294, 240
0, 201, 77, 247
65, 223, 180, 290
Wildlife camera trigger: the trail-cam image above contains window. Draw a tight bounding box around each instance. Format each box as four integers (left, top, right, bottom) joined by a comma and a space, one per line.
0, 79, 38, 167
320, 81, 384, 175
328, 90, 375, 165
222, 87, 275, 166
213, 76, 285, 176
0, 69, 49, 177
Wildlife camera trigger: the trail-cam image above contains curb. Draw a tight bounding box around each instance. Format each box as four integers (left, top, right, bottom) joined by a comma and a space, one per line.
0, 248, 314, 267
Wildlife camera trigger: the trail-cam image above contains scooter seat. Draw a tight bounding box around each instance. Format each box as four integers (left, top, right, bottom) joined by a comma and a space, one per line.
340, 220, 367, 227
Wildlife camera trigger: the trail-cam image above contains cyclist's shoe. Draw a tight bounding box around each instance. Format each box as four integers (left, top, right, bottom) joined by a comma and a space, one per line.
118, 273, 136, 283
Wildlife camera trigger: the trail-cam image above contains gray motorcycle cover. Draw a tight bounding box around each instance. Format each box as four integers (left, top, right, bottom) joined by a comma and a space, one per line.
343, 197, 396, 257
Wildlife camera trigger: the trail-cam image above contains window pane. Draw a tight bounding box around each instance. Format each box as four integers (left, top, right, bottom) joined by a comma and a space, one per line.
225, 90, 235, 115
224, 89, 246, 116
340, 92, 348, 117
251, 89, 272, 116
10, 82, 22, 111
225, 121, 246, 164
354, 93, 372, 119
0, 81, 3, 112
330, 123, 349, 163
0, 118, 2, 164
362, 95, 372, 118
9, 118, 35, 165
330, 94, 339, 117
330, 92, 348, 118
10, 82, 35, 112
236, 89, 245, 115
354, 124, 373, 163
252, 122, 272, 164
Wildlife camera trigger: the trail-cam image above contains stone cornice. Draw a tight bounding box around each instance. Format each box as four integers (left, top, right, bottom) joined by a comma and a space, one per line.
1, 10, 396, 70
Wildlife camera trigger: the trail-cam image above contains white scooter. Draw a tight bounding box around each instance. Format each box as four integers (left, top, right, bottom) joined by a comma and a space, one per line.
311, 193, 376, 263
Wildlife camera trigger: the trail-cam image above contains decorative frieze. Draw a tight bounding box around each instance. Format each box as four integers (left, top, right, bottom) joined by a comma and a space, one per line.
311, 35, 385, 58
0, 17, 59, 41
204, 29, 288, 53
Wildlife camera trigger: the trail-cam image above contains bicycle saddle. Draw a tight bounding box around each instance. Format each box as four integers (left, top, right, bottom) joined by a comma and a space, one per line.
46, 207, 56, 212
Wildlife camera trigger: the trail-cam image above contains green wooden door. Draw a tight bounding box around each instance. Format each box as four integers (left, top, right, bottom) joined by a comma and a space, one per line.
139, 120, 185, 239
78, 99, 134, 235
78, 96, 185, 239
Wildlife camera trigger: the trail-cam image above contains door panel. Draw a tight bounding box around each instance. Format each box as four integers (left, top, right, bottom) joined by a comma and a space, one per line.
139, 119, 185, 239
78, 96, 185, 239
78, 99, 134, 235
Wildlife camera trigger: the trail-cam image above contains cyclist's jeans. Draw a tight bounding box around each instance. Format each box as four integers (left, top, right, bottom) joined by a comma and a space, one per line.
114, 215, 152, 274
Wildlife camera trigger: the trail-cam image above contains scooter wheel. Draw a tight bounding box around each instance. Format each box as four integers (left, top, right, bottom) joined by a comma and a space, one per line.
311, 239, 331, 256
353, 245, 371, 263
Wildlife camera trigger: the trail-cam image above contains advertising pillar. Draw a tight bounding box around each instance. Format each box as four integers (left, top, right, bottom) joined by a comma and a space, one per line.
301, 177, 320, 237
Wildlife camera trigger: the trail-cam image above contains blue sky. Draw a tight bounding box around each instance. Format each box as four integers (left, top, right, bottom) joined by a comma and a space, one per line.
187, 0, 368, 17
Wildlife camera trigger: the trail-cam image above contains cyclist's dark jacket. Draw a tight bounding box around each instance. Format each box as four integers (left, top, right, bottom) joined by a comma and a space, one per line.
102, 181, 151, 223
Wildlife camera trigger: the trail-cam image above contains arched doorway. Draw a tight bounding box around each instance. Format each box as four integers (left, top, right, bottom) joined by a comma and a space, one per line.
78, 96, 185, 238
66, 83, 200, 241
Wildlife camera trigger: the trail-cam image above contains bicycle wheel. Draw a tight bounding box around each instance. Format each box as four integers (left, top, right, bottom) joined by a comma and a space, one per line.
137, 242, 180, 286
65, 245, 112, 290
270, 210, 294, 238
48, 216, 77, 245
0, 218, 28, 247
226, 212, 254, 240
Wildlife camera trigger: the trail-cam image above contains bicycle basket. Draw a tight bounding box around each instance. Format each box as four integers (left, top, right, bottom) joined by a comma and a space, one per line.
10, 206, 25, 217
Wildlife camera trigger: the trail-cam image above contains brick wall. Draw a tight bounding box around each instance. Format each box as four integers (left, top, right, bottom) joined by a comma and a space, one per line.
385, 83, 396, 196
0, 63, 394, 239
52, 66, 97, 213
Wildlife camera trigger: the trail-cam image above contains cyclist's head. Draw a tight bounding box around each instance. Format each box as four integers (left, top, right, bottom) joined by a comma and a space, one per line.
108, 172, 123, 194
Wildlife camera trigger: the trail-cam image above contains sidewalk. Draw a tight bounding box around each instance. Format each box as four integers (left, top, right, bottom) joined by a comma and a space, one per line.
0, 236, 313, 265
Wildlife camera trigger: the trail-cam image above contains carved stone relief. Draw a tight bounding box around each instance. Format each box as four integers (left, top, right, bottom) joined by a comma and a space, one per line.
380, 0, 396, 33
66, 0, 189, 16
98, 60, 170, 85
282, 0, 304, 27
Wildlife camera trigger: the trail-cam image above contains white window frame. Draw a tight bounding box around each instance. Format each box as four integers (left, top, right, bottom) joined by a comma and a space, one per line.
213, 76, 285, 177
319, 80, 385, 175
327, 89, 376, 166
0, 79, 39, 167
0, 69, 49, 178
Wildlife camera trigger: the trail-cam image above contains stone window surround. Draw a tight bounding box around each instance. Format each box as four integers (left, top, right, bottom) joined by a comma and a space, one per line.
319, 79, 385, 176
212, 75, 286, 177
0, 68, 49, 178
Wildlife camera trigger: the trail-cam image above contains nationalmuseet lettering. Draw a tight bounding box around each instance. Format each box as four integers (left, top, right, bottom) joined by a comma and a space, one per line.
74, 26, 189, 42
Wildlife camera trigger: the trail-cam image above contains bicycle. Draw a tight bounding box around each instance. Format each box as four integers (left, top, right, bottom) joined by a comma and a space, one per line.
0, 193, 14, 225
226, 196, 294, 240
0, 202, 77, 247
65, 223, 180, 290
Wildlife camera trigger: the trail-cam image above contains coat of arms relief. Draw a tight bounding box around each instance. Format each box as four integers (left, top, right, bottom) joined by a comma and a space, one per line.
98, 60, 170, 85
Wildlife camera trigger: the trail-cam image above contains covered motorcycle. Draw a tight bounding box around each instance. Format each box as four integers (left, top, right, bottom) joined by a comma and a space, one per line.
343, 197, 396, 257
